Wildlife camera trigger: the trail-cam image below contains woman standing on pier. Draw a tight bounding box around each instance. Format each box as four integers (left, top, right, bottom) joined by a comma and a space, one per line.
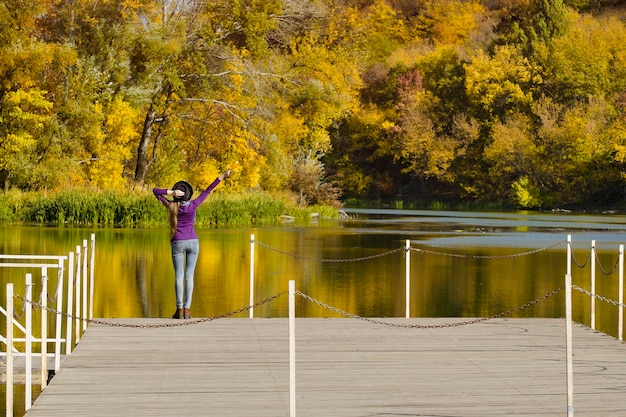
153, 170, 231, 319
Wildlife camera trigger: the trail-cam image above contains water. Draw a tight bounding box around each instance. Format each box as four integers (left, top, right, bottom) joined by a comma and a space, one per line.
0, 209, 625, 335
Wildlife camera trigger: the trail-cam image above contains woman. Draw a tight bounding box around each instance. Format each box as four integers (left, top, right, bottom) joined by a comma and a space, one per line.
153, 170, 231, 319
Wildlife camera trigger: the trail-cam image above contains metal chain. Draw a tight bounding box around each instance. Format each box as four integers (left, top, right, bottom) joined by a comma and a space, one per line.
410, 240, 566, 259
13, 292, 286, 328
571, 250, 591, 268
572, 285, 626, 308
295, 287, 563, 329
255, 240, 406, 262
594, 251, 620, 275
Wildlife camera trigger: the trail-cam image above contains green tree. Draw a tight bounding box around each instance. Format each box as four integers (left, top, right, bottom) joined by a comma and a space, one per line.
483, 113, 542, 205
493, 0, 570, 55
465, 45, 542, 120
541, 12, 626, 104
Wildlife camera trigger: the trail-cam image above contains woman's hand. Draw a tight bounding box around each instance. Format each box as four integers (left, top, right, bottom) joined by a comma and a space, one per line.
219, 170, 232, 181
167, 189, 185, 197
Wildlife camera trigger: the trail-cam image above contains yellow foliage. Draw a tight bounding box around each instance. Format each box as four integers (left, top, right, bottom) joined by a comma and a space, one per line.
0, 88, 53, 170
265, 105, 305, 151
87, 158, 128, 189
387, 47, 424, 69
465, 45, 539, 114
429, 1, 485, 45
485, 113, 537, 176
512, 176, 542, 208
189, 159, 221, 190
614, 144, 626, 163
85, 97, 140, 190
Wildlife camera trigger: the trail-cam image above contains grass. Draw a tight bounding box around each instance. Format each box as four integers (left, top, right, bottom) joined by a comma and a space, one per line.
0, 189, 340, 227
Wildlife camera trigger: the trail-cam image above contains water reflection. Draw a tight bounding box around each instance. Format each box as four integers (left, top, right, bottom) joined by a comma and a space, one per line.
0, 209, 624, 339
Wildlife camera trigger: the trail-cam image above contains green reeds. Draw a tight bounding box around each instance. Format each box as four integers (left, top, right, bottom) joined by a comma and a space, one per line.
0, 189, 338, 227
196, 193, 287, 227
16, 189, 165, 226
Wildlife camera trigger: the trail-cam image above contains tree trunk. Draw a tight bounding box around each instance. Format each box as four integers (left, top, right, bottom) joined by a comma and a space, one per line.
134, 104, 156, 183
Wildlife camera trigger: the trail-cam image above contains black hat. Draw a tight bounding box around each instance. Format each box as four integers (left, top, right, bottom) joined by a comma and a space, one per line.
172, 181, 193, 202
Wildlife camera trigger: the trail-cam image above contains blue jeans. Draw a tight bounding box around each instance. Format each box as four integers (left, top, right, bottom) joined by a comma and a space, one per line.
171, 239, 199, 309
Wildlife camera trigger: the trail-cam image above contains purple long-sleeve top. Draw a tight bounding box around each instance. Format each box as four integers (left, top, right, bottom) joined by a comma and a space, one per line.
153, 178, 222, 241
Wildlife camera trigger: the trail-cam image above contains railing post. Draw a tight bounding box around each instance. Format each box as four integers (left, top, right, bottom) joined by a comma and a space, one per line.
250, 234, 255, 318
66, 251, 75, 355
25, 274, 33, 411
619, 244, 624, 342
54, 258, 64, 372
6, 283, 14, 417
405, 239, 411, 318
565, 235, 574, 417
590, 240, 596, 330
82, 239, 88, 331
75, 245, 82, 343
289, 280, 296, 417
41, 267, 48, 390
89, 233, 95, 321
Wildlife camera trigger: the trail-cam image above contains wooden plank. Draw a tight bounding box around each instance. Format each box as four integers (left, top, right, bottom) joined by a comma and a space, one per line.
21, 318, 626, 416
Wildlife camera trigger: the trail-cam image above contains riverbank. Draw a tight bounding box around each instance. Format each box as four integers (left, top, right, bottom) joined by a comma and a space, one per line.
343, 197, 626, 215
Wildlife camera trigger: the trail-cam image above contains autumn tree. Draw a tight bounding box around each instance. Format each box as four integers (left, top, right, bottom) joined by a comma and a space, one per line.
0, 0, 79, 189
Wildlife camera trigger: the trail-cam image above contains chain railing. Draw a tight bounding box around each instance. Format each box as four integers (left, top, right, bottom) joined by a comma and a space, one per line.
13, 283, 564, 331
411, 240, 566, 259
569, 242, 621, 274
571, 248, 622, 275
568, 241, 625, 339
256, 239, 568, 262
13, 292, 286, 329
13, 282, 567, 331
594, 251, 620, 275
255, 240, 405, 262
571, 250, 591, 268
296, 287, 564, 328
572, 285, 626, 308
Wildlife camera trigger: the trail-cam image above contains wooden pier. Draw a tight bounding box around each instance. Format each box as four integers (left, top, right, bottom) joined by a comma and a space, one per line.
21, 317, 626, 417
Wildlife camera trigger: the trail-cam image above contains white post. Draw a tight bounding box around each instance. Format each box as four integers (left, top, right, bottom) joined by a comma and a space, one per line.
567, 235, 572, 277
54, 258, 64, 372
41, 267, 48, 390
25, 274, 33, 411
619, 245, 624, 342
289, 280, 296, 417
590, 240, 596, 330
565, 235, 574, 417
6, 283, 14, 417
66, 251, 75, 355
82, 239, 88, 331
89, 233, 95, 321
75, 245, 82, 343
405, 239, 411, 318
250, 234, 255, 318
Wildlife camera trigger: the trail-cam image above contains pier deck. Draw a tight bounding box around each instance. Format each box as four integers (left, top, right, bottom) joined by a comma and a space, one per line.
22, 317, 626, 416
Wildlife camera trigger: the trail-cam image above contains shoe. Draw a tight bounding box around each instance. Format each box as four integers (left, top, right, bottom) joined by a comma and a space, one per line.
184, 308, 192, 319
172, 308, 184, 319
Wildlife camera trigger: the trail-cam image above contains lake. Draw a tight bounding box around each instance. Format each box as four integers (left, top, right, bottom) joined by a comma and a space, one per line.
1, 209, 625, 339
